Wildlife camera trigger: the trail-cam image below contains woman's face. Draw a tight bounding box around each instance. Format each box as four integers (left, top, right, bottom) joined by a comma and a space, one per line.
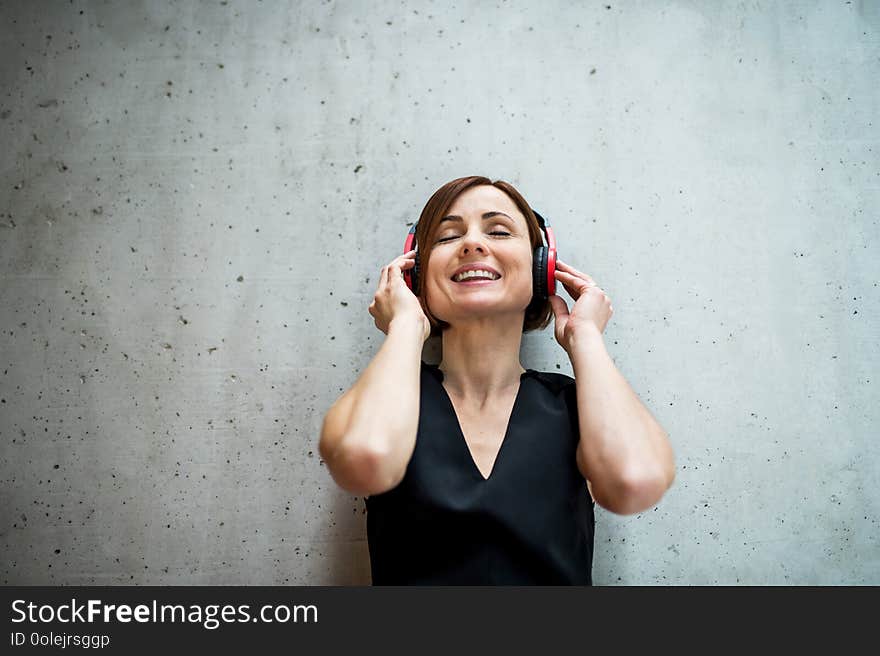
423, 185, 534, 327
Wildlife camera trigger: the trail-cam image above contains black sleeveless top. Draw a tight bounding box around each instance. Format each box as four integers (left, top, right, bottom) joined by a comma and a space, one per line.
365, 360, 595, 585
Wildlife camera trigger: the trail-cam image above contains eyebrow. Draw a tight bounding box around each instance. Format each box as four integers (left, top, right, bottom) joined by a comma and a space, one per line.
438, 211, 513, 225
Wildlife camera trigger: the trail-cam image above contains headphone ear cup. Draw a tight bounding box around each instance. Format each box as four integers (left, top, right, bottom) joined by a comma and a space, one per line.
532, 245, 548, 301
412, 251, 420, 296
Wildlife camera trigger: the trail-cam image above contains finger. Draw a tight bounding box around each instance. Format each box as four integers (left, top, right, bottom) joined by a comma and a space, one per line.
553, 269, 578, 290
556, 259, 595, 282
554, 270, 590, 296
549, 294, 569, 321
556, 271, 585, 288
556, 259, 585, 274
556, 269, 597, 289
395, 249, 416, 266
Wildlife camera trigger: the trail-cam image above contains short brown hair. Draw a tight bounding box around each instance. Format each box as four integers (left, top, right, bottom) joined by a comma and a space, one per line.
412, 175, 554, 338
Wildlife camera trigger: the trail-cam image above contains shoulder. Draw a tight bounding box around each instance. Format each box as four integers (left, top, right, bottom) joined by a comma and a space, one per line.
529, 370, 579, 425
420, 359, 441, 382
528, 369, 576, 397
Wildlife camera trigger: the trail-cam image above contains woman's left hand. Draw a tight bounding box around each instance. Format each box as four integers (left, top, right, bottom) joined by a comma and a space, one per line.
548, 258, 614, 354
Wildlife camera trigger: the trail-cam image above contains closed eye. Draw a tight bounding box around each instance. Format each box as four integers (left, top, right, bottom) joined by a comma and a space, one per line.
436, 231, 510, 244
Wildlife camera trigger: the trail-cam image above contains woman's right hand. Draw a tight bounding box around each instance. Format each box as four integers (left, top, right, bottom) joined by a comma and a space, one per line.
368, 248, 431, 340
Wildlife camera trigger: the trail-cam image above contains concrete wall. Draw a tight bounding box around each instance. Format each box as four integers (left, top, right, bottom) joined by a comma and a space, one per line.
1, 0, 877, 585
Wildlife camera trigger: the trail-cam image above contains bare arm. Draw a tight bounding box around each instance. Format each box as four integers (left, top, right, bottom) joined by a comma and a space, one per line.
319, 315, 427, 496
570, 326, 676, 515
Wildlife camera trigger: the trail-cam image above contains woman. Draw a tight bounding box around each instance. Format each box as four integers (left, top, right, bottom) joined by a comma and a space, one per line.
319, 175, 675, 585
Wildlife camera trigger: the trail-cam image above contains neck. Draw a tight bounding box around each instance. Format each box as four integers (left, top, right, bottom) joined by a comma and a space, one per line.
438, 317, 526, 399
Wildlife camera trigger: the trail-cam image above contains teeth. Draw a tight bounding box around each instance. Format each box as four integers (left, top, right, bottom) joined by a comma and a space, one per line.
453, 270, 499, 282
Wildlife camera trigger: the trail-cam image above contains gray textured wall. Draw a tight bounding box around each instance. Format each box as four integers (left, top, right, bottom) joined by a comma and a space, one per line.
1, 0, 877, 585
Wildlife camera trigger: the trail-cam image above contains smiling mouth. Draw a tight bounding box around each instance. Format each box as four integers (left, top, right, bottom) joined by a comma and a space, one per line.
453, 277, 499, 284
451, 271, 502, 283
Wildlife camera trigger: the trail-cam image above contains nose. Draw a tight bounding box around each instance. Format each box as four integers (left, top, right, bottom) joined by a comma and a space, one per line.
459, 228, 488, 254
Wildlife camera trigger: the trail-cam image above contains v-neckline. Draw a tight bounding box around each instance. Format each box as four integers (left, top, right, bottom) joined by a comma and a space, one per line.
427, 363, 532, 483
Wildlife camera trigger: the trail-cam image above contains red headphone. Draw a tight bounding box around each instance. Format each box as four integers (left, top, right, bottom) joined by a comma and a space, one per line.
402, 210, 557, 302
